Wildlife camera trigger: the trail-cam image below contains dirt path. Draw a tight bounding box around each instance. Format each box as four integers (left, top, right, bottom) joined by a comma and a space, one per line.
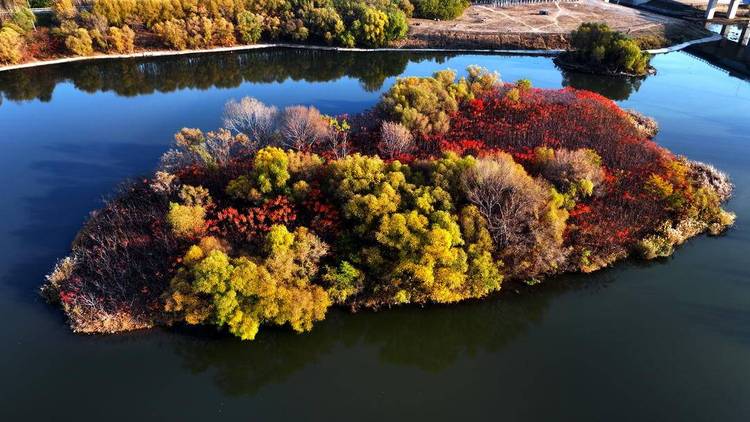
403, 0, 711, 49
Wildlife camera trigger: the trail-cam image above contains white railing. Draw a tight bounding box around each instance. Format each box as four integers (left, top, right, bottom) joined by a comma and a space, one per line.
472, 0, 579, 6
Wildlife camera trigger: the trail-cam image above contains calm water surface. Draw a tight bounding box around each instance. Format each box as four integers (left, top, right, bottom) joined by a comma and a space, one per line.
1, 47, 748, 421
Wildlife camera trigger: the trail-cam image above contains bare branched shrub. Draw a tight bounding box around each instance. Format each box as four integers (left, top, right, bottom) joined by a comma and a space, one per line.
535, 147, 604, 196
688, 160, 733, 203
150, 171, 177, 194
44, 182, 184, 332
378, 121, 414, 159
279, 105, 332, 151
158, 128, 253, 172
223, 97, 279, 146
626, 109, 659, 138
462, 155, 546, 250
204, 129, 253, 165
323, 128, 351, 159
463, 155, 569, 279
158, 149, 193, 173
41, 256, 77, 303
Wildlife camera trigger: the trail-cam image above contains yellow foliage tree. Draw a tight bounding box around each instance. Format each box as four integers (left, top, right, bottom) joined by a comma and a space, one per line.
164, 226, 331, 340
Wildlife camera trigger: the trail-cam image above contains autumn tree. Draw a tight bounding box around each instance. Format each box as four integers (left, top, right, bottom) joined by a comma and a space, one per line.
533, 147, 604, 199
164, 226, 331, 340
378, 121, 414, 159
223, 96, 279, 147
461, 154, 569, 279
0, 27, 24, 64
159, 127, 251, 171
278, 105, 332, 151
462, 155, 546, 249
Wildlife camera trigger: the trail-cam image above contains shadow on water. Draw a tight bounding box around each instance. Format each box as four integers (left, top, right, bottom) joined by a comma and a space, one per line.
168, 270, 617, 397
0, 48, 454, 105
559, 68, 643, 101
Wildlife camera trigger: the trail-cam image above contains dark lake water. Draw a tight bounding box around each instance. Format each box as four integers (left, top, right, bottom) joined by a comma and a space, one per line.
1, 47, 749, 421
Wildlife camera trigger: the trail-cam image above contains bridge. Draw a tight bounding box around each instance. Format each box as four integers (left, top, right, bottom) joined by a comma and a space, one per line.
706, 0, 749, 19
0, 7, 51, 17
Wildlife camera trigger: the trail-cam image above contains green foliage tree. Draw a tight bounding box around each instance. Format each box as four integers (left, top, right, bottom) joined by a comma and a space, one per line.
379, 66, 500, 134
325, 152, 504, 305
225, 146, 292, 201
304, 6, 344, 45
65, 28, 95, 56
7, 7, 36, 34
342, 2, 389, 48
322, 261, 364, 303
384, 6, 408, 41
566, 22, 651, 76
412, 0, 468, 20
236, 10, 262, 43
252, 146, 291, 194
379, 69, 460, 134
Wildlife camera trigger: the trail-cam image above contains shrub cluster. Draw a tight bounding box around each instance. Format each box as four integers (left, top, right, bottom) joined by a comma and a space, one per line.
559, 22, 652, 76
161, 147, 512, 339
44, 67, 734, 339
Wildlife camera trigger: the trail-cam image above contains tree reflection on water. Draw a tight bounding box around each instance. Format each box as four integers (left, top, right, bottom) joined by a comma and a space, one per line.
560, 68, 643, 101
0, 48, 454, 105
169, 272, 614, 397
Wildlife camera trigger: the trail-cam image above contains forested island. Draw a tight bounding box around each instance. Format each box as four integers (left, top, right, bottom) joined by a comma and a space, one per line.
41, 66, 734, 339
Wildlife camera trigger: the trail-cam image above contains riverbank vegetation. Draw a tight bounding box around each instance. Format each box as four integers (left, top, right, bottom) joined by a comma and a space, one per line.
0, 0, 469, 65
412, 0, 468, 20
42, 66, 734, 339
556, 22, 653, 77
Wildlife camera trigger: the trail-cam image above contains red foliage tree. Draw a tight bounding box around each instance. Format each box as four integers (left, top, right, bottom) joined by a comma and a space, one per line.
206, 195, 297, 245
